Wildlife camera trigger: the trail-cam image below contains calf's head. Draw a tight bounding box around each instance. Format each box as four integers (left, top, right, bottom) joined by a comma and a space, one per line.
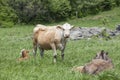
20, 49, 29, 58
57, 23, 74, 38
94, 50, 110, 61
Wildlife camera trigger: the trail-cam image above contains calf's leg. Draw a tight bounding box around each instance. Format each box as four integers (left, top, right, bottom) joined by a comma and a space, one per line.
57, 43, 64, 60
61, 42, 66, 60
61, 48, 65, 60
33, 42, 37, 57
39, 47, 44, 58
50, 43, 57, 63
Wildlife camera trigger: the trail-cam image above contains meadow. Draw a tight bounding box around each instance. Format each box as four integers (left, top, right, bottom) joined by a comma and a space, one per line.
0, 7, 120, 80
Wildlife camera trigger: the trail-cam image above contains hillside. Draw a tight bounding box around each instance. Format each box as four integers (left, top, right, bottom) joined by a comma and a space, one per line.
51, 7, 120, 29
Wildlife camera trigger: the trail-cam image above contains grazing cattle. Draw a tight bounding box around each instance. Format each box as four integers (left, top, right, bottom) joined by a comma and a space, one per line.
72, 50, 114, 74
33, 23, 73, 63
18, 49, 29, 61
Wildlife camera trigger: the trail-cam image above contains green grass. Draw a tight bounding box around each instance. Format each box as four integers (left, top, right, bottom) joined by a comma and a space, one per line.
0, 7, 120, 80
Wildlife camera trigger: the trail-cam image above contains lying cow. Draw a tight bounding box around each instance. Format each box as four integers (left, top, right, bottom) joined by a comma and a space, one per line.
33, 23, 74, 63
72, 50, 114, 74
18, 49, 29, 61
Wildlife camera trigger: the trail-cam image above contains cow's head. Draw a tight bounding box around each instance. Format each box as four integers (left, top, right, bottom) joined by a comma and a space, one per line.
94, 50, 109, 61
57, 23, 74, 38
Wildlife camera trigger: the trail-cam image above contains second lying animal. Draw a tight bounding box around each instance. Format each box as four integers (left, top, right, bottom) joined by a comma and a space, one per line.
73, 50, 114, 74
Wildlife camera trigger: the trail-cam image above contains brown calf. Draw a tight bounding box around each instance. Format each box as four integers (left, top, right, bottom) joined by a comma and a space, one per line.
18, 49, 29, 61
72, 50, 114, 74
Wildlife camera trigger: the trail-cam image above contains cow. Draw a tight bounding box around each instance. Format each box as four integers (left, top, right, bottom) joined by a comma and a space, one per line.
18, 49, 29, 61
72, 50, 114, 74
33, 23, 74, 63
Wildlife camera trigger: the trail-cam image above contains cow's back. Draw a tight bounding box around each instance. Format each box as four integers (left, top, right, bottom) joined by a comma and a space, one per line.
36, 27, 63, 50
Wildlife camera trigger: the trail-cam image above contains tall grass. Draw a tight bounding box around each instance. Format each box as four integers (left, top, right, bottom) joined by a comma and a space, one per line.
0, 8, 120, 80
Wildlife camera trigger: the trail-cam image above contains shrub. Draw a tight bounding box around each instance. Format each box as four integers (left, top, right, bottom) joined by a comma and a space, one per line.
0, 21, 14, 28
0, 0, 17, 28
48, 0, 71, 21
115, 0, 120, 6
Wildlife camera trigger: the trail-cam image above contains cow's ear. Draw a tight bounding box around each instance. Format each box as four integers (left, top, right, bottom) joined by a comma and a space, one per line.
70, 25, 75, 30
56, 25, 64, 30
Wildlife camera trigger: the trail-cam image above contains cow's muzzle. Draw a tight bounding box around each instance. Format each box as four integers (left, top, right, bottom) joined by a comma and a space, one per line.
64, 34, 70, 38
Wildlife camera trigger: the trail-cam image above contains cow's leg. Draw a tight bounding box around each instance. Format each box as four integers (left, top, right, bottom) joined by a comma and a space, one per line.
39, 47, 44, 58
61, 48, 65, 60
33, 41, 37, 57
61, 42, 66, 60
57, 43, 65, 60
50, 43, 57, 63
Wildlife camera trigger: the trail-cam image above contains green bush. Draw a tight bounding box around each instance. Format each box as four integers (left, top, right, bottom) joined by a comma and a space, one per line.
48, 0, 71, 21
115, 0, 120, 6
0, 0, 17, 28
0, 0, 119, 24
0, 21, 14, 28
69, 0, 117, 18
98, 0, 114, 11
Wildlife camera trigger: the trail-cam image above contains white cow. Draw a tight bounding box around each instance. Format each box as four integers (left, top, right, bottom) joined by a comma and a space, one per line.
33, 23, 73, 63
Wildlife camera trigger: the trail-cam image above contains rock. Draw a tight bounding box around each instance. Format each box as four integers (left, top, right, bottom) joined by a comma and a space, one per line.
70, 26, 120, 40
116, 24, 120, 31
70, 27, 104, 40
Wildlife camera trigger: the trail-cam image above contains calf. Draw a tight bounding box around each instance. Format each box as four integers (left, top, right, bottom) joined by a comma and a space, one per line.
73, 50, 114, 74
18, 49, 29, 61
33, 23, 73, 63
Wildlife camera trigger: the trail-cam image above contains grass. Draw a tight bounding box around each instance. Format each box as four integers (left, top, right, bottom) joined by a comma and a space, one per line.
0, 7, 120, 80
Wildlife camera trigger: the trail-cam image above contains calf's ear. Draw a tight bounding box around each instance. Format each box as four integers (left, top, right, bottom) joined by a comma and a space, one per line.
70, 25, 75, 30
100, 50, 104, 55
56, 25, 64, 30
106, 52, 108, 55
